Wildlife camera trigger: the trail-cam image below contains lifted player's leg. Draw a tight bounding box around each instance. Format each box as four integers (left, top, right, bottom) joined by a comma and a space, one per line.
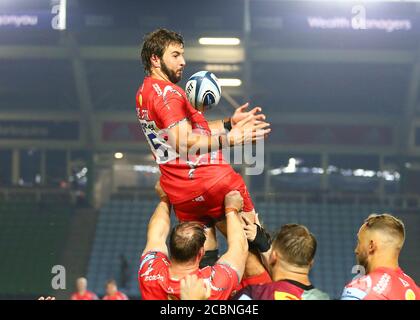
173, 171, 260, 269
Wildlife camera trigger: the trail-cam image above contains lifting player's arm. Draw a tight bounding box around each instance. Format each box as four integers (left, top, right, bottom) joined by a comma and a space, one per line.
242, 214, 273, 271
216, 191, 249, 281
168, 114, 270, 157
142, 181, 171, 256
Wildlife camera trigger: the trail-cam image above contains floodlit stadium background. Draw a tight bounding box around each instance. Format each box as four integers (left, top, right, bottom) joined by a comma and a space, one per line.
0, 0, 419, 300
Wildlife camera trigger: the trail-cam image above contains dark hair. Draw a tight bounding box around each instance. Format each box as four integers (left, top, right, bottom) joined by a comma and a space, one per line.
272, 224, 317, 268
169, 222, 206, 263
140, 28, 184, 74
106, 279, 117, 287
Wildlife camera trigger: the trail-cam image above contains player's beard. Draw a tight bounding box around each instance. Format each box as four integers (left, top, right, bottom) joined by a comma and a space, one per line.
161, 60, 182, 84
356, 251, 369, 273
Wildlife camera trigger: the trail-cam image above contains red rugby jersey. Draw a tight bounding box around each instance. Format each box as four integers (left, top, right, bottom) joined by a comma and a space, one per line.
135, 76, 234, 204
70, 290, 98, 300
102, 291, 129, 300
342, 267, 419, 300
138, 251, 239, 300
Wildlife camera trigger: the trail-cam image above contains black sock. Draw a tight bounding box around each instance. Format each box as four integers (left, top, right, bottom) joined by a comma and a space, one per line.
199, 249, 219, 268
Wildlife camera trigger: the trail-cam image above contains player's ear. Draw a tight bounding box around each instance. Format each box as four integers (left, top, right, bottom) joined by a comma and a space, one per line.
268, 250, 277, 267
151, 54, 161, 69
368, 239, 376, 255
198, 247, 205, 261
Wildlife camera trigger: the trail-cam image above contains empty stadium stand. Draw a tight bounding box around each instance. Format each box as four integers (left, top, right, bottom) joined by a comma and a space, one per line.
0, 200, 71, 299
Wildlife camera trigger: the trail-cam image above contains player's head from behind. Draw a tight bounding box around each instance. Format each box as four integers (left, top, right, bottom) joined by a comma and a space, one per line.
105, 279, 118, 296
169, 221, 206, 266
355, 213, 405, 273
76, 277, 88, 293
141, 28, 185, 84
269, 224, 317, 275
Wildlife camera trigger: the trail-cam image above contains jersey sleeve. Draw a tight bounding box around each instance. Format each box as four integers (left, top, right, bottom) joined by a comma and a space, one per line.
138, 251, 170, 300
341, 275, 385, 300
341, 277, 369, 300
209, 263, 240, 300
139, 251, 169, 276
153, 88, 189, 130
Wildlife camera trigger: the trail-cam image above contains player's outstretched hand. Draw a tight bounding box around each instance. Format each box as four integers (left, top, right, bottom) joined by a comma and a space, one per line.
155, 180, 169, 203
180, 274, 211, 300
224, 190, 243, 213
231, 102, 266, 126
227, 114, 271, 146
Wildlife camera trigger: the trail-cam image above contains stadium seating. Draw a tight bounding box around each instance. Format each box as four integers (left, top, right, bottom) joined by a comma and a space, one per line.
87, 199, 395, 299
0, 200, 71, 298
87, 199, 173, 298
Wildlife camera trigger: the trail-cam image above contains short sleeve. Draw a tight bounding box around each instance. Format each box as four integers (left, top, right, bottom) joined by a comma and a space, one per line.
138, 251, 170, 300
139, 251, 169, 276
341, 276, 371, 300
209, 263, 240, 300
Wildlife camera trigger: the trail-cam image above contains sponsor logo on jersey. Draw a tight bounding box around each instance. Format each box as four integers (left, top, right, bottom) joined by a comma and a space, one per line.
163, 85, 182, 98
193, 196, 205, 202
405, 289, 416, 300
138, 94, 142, 107
162, 257, 170, 267
161, 85, 183, 110
373, 273, 391, 295
152, 83, 162, 96
274, 291, 300, 300
341, 287, 368, 300
144, 274, 164, 282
